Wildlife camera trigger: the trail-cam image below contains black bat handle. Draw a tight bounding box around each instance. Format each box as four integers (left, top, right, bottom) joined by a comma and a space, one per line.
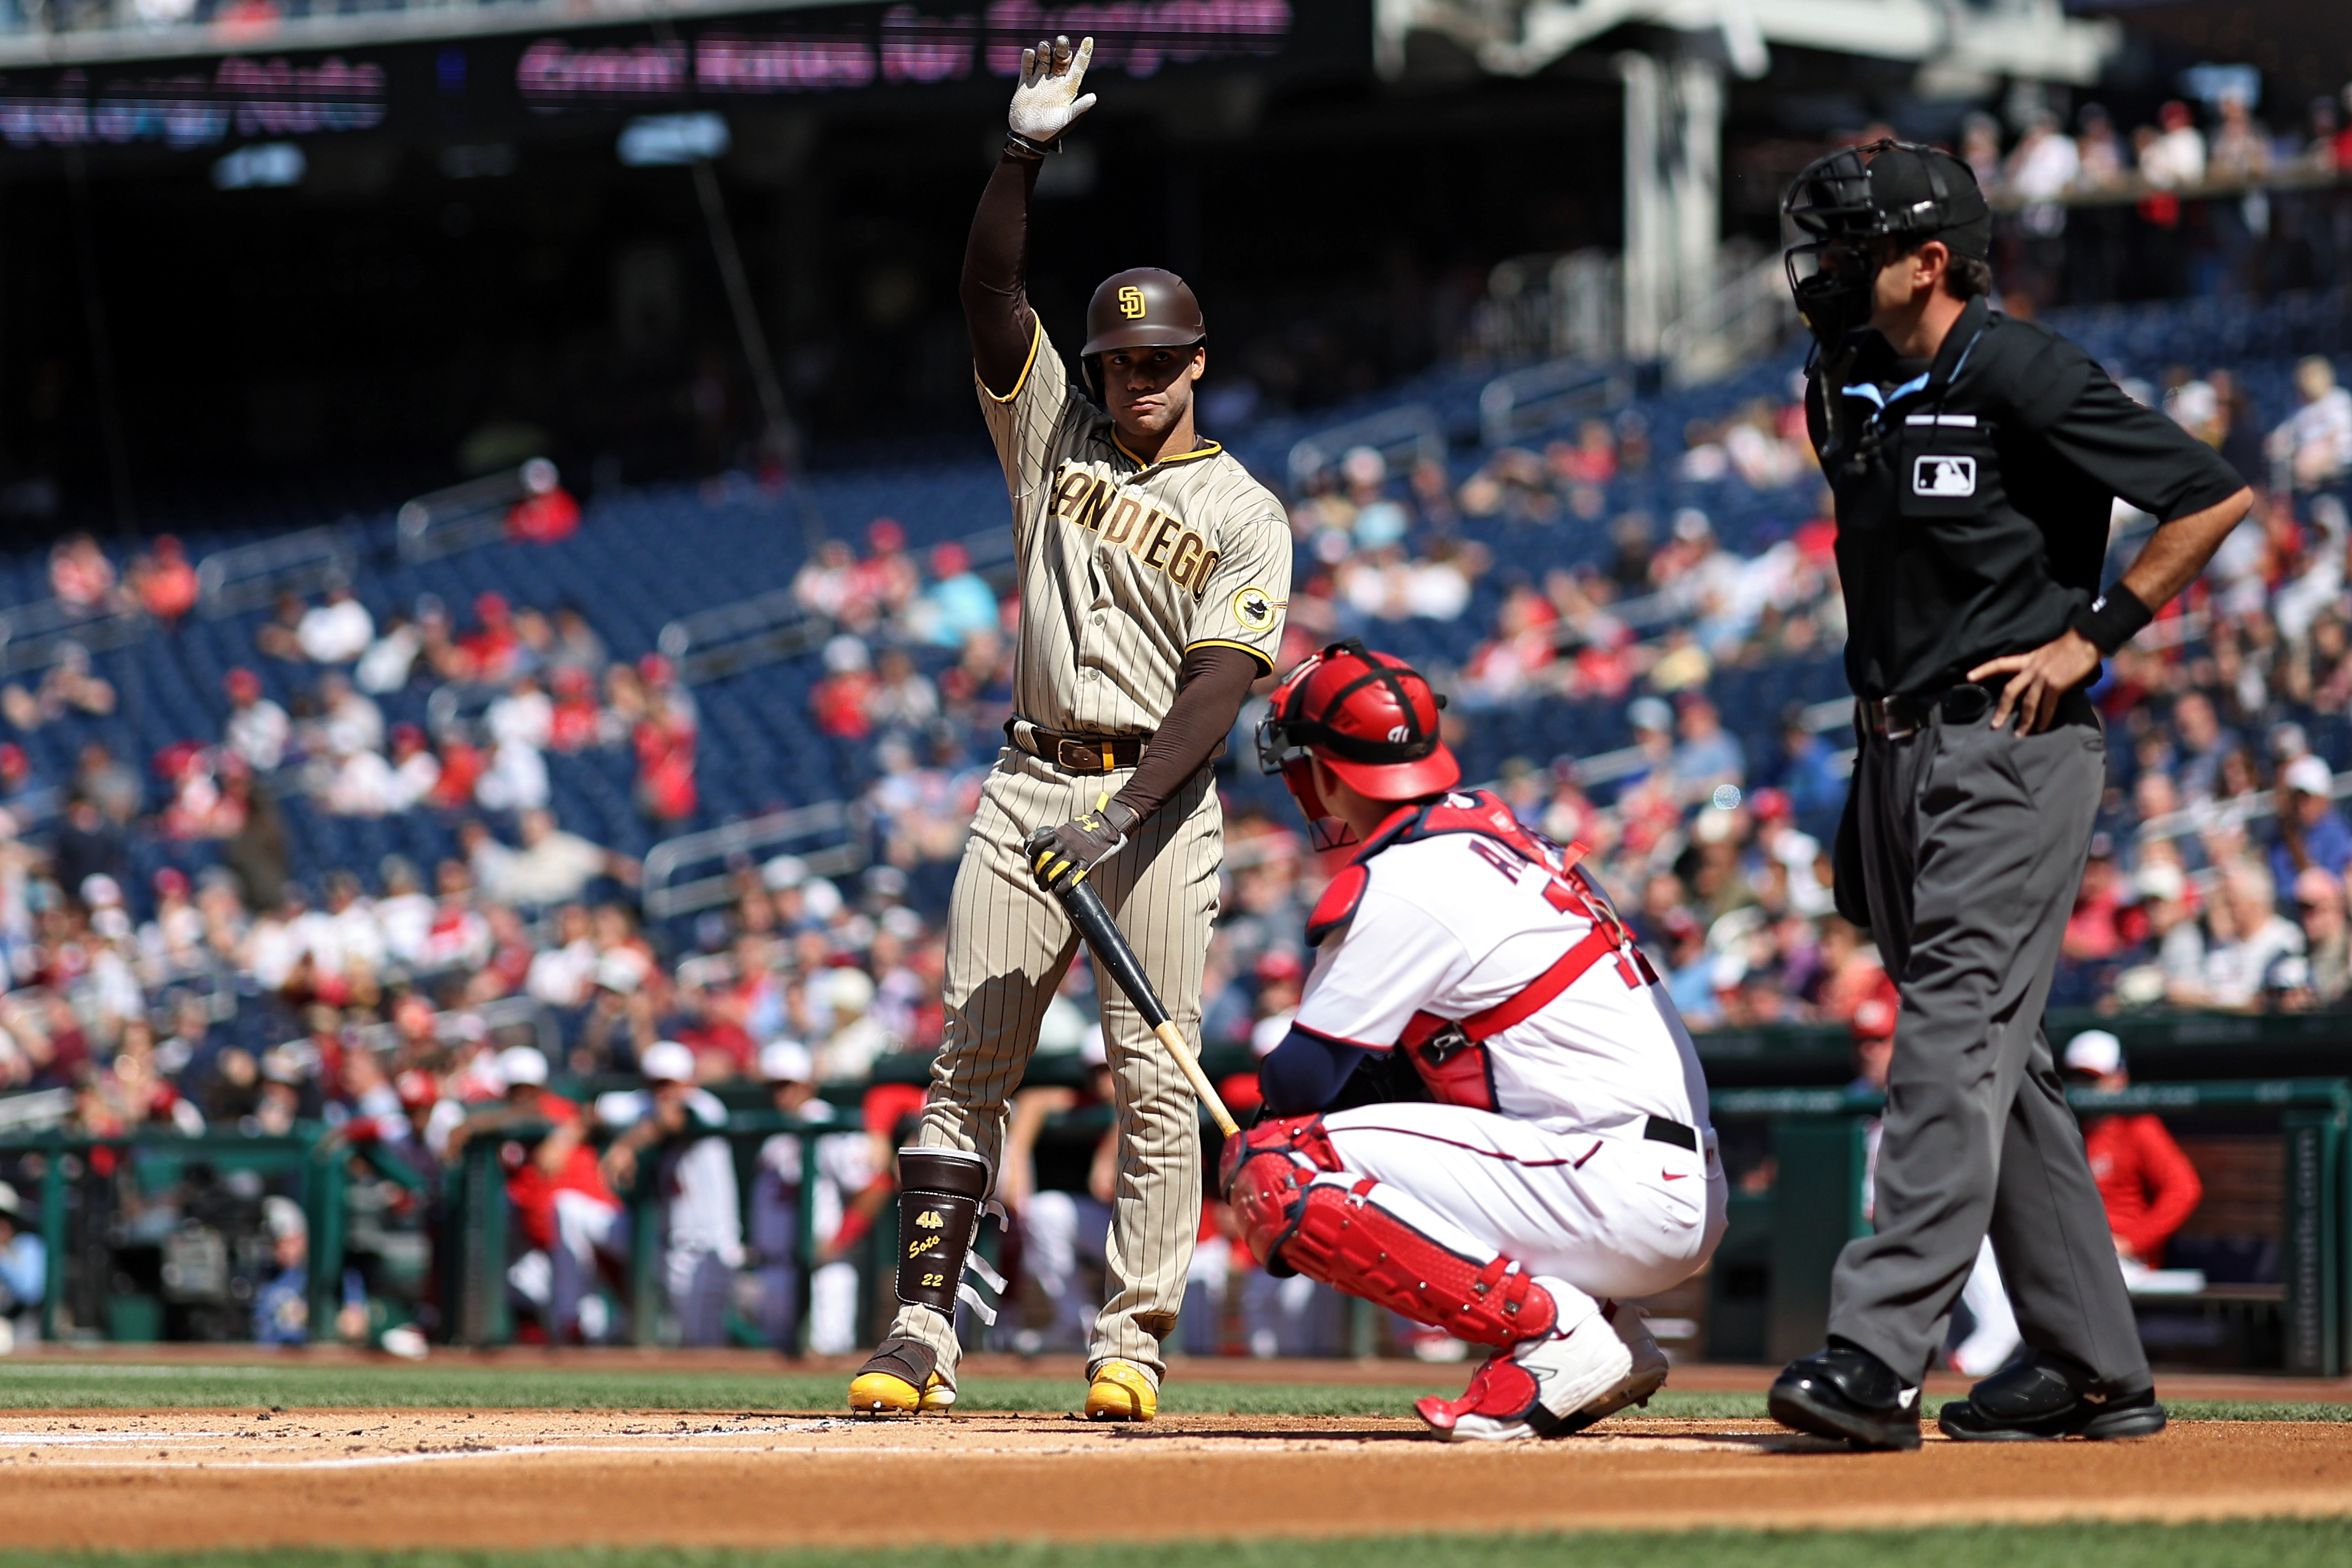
1064, 880, 1170, 1029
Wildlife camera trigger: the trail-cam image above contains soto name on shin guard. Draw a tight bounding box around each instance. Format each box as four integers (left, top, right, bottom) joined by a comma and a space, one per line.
894, 1148, 1005, 1324
1220, 1114, 1558, 1346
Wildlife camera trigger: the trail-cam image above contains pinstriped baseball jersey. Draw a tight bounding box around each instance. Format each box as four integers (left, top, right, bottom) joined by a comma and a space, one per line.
979, 319, 1292, 730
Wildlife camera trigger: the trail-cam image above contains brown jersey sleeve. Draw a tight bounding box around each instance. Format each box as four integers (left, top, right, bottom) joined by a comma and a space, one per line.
1109, 643, 1260, 824
963, 151, 1042, 398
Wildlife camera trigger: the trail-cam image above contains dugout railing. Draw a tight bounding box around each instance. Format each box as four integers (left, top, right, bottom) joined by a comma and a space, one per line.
7, 1073, 2345, 1371
1706, 1078, 2351, 1378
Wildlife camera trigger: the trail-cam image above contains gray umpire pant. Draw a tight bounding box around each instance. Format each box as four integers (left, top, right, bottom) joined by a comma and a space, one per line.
1829, 693, 2151, 1392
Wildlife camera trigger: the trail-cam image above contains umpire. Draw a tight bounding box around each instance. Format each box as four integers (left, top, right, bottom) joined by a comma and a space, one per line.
1766, 141, 2252, 1450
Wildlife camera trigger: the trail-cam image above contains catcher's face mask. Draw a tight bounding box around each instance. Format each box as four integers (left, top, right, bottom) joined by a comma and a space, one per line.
1258, 648, 1351, 850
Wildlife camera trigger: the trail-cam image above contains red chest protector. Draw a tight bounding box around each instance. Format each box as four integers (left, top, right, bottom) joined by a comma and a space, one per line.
1303, 790, 1658, 1111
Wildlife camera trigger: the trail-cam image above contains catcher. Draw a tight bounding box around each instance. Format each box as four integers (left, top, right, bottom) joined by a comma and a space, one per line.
1225, 641, 1726, 1439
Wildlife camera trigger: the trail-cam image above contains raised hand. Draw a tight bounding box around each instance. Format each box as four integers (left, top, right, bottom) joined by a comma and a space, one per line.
1009, 34, 1096, 145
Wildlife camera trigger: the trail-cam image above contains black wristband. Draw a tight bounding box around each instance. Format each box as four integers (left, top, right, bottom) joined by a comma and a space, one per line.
2071, 583, 2154, 655
1005, 131, 1058, 160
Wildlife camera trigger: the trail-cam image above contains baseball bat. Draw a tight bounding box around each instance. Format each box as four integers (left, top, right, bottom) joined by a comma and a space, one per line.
1059, 878, 1240, 1138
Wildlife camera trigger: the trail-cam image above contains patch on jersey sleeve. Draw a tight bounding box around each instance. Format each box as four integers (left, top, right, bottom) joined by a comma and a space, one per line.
1305, 863, 1369, 948
1230, 585, 1282, 633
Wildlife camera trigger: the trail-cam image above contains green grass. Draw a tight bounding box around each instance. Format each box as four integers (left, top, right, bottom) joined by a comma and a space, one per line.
5, 1523, 2351, 1568
0, 1363, 2343, 1421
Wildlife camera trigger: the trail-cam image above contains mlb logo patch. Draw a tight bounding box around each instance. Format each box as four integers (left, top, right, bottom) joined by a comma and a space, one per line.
1913, 455, 1977, 497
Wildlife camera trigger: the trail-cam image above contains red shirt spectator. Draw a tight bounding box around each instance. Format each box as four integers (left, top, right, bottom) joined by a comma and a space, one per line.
2084, 1114, 2203, 1262
503, 1091, 617, 1250
2064, 1030, 2204, 1262
459, 593, 521, 683
2062, 841, 2138, 960
508, 486, 581, 545
134, 536, 200, 622
634, 700, 697, 824
430, 739, 486, 809
549, 667, 601, 751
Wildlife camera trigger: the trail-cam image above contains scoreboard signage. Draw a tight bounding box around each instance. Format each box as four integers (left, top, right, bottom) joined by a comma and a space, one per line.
0, 54, 385, 151
0, 0, 1347, 156
519, 2, 1295, 108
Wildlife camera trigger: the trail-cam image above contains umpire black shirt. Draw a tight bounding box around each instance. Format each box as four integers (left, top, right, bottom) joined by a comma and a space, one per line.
1804, 296, 2244, 700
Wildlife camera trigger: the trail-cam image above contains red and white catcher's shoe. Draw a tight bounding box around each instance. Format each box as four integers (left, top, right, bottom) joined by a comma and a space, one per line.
1542, 1301, 1671, 1436
1413, 1288, 1633, 1443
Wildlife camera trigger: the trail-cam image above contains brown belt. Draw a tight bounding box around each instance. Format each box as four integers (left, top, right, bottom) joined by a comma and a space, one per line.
1007, 719, 1151, 775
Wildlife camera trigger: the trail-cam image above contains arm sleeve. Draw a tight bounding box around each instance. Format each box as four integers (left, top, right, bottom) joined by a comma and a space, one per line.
962, 152, 1041, 397
2029, 366, 2249, 523
1110, 644, 1258, 822
1292, 887, 1470, 1050
1186, 508, 1294, 673
1259, 1027, 1372, 1118
2121, 1116, 2204, 1259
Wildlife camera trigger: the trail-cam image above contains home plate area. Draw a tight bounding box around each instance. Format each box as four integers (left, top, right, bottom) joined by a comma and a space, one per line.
0, 1409, 2347, 1551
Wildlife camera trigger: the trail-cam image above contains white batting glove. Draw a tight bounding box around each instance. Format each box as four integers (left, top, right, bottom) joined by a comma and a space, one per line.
1009, 34, 1096, 147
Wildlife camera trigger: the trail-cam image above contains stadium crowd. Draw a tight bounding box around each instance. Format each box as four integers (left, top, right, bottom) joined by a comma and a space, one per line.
0, 291, 2347, 1354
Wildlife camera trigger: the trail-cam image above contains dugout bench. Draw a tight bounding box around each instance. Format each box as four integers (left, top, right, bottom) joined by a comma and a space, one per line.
1702, 1078, 2351, 1377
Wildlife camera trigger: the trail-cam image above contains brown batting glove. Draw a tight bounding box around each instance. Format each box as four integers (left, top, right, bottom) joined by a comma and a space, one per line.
1025, 794, 1138, 894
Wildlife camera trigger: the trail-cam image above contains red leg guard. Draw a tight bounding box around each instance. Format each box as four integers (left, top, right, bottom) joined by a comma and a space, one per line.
1220, 1114, 1343, 1267
1220, 1116, 1557, 1348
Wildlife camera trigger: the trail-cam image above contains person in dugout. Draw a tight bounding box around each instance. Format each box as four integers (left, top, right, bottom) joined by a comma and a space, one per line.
2061, 1030, 2205, 1284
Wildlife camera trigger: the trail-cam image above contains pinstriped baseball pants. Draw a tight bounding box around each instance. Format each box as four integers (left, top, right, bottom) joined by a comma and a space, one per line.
888, 747, 1220, 1383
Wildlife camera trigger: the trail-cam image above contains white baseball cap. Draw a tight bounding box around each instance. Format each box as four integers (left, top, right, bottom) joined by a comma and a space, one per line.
263, 1194, 307, 1241
2285, 754, 2335, 797
2136, 861, 2187, 904
496, 1046, 549, 1087
2063, 1030, 2123, 1077
759, 1039, 814, 1084
1080, 1024, 1107, 1069
595, 948, 651, 994
800, 877, 844, 922
640, 1040, 696, 1084
824, 965, 875, 1014
0, 1182, 21, 1222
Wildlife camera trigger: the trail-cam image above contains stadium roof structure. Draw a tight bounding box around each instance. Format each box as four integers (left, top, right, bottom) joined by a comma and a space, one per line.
1375, 0, 2120, 85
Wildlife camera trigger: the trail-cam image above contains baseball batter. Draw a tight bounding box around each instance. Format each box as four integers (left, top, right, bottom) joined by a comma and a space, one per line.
848, 35, 1291, 1421
1225, 642, 1726, 1439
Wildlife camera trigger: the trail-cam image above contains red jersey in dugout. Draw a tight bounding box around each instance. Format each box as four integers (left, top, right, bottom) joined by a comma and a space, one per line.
1291, 790, 1713, 1132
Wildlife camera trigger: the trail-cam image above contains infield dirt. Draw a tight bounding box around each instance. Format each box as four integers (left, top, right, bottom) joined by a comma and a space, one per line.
1, 1408, 2347, 1551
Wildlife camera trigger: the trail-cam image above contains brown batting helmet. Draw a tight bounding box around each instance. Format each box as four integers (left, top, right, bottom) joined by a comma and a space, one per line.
1080, 268, 1206, 357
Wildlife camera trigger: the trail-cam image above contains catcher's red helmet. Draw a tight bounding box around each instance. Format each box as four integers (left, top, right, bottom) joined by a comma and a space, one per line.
1258, 639, 1459, 845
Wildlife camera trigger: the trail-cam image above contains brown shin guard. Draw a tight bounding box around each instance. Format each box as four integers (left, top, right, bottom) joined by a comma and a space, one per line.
894, 1148, 991, 1315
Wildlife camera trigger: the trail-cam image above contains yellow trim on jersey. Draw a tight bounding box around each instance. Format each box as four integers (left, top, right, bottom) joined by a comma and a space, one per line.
978, 317, 1044, 404
1186, 637, 1276, 673
1113, 434, 1225, 469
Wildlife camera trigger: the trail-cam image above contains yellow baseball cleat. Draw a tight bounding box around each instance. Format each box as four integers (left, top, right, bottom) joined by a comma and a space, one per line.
847, 1338, 955, 1416
1084, 1358, 1159, 1421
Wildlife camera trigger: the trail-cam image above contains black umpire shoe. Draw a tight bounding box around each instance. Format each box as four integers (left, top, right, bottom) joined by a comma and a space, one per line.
1939, 1356, 2167, 1441
1768, 1342, 1922, 1451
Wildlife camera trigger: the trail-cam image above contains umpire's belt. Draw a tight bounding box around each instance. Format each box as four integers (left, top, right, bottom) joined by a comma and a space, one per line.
1861, 682, 2095, 741
1007, 719, 1151, 775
